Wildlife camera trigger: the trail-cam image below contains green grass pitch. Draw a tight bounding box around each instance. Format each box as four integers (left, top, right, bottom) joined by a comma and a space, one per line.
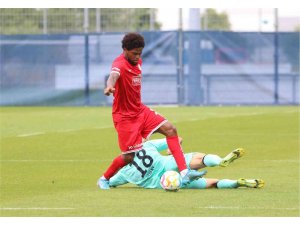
0, 106, 299, 217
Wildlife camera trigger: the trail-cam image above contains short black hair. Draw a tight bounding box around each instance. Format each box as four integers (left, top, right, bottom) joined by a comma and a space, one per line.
122, 32, 145, 50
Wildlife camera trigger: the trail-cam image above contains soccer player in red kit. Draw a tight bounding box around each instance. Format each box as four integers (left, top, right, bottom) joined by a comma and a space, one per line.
98, 32, 203, 189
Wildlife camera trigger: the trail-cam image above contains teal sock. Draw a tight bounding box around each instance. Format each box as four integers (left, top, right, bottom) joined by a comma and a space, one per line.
217, 179, 238, 189
203, 154, 222, 167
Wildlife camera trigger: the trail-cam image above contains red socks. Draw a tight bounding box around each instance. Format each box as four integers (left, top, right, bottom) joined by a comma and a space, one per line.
103, 155, 127, 180
166, 136, 187, 172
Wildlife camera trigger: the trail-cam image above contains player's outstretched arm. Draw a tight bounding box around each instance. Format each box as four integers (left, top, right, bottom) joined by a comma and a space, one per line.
104, 72, 120, 96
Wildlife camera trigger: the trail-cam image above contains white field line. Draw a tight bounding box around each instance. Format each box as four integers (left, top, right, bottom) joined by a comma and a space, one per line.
199, 206, 298, 211
17, 132, 45, 137
2, 206, 296, 211
15, 125, 113, 138
0, 207, 75, 210
56, 126, 113, 133
173, 109, 299, 123
12, 110, 300, 138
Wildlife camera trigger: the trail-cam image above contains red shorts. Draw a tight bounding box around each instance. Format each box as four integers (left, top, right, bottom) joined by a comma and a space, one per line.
113, 106, 167, 154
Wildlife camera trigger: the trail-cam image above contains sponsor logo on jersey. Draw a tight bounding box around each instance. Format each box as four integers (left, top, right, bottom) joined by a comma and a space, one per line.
132, 75, 141, 86
128, 143, 143, 150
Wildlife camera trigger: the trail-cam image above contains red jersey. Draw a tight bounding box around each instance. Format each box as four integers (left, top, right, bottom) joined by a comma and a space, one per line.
110, 54, 144, 118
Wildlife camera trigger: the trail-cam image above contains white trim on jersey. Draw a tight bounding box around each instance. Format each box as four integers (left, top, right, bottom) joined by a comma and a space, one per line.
110, 71, 120, 76
145, 120, 168, 140
122, 146, 143, 154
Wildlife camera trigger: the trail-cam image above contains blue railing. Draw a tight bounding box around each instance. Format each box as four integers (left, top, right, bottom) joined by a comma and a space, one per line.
0, 31, 299, 106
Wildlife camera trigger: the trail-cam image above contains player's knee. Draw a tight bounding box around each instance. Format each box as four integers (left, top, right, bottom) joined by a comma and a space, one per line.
168, 125, 177, 136
163, 122, 178, 136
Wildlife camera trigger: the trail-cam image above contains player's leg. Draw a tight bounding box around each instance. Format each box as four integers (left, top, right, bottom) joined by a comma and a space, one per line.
176, 153, 264, 189
219, 148, 245, 167
184, 178, 264, 189
141, 107, 205, 183
237, 178, 265, 188
216, 179, 239, 188
158, 122, 187, 172
185, 178, 219, 189
97, 152, 135, 189
188, 148, 245, 170
185, 178, 241, 189
98, 116, 143, 190
217, 178, 264, 188
141, 107, 191, 180
157, 123, 206, 183
189, 153, 222, 169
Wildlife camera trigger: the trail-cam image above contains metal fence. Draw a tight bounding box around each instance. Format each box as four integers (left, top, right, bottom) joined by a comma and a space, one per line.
1, 9, 299, 106
1, 31, 299, 106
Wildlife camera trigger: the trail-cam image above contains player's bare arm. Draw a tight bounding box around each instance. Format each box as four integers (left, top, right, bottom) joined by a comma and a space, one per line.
104, 72, 120, 96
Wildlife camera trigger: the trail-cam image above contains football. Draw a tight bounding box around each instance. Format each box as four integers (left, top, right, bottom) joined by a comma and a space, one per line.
160, 170, 182, 191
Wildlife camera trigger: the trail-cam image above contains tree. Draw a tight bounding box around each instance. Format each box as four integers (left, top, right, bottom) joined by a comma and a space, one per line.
0, 8, 161, 34
201, 9, 231, 31
0, 9, 42, 34
94, 8, 161, 32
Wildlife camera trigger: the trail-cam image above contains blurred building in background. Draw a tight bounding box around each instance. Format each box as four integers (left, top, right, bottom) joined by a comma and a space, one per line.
279, 17, 300, 32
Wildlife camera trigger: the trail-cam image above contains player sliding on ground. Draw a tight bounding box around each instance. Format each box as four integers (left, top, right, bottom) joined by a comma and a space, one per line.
106, 138, 264, 189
